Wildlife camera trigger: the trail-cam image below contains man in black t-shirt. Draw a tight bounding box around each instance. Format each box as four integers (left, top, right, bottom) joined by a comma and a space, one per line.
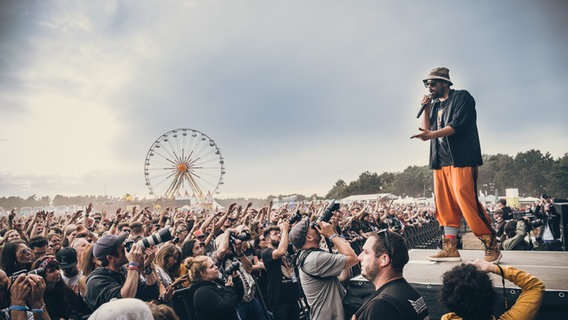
354, 231, 428, 320
261, 221, 301, 320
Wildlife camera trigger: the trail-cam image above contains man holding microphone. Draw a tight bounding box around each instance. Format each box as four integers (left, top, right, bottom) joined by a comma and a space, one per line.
412, 67, 501, 263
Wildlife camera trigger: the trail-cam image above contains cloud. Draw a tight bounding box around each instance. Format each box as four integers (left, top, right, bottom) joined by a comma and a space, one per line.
1, 1, 567, 199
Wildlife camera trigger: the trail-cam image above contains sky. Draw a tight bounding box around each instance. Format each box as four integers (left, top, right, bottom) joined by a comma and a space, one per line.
1, 0, 567, 200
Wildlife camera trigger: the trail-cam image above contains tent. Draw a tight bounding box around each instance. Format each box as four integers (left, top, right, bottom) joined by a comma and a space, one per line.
340, 193, 397, 204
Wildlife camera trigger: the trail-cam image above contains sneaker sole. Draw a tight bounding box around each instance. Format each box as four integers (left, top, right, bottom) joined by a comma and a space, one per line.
426, 256, 462, 262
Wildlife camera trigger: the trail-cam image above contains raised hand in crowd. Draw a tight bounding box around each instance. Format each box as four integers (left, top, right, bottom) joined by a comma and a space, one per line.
72, 209, 83, 222
86, 202, 93, 215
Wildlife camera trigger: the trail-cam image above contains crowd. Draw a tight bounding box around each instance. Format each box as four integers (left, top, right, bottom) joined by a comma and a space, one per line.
0, 197, 546, 320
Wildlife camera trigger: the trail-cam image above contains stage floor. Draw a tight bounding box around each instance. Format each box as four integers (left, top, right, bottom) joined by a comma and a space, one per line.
405, 249, 568, 291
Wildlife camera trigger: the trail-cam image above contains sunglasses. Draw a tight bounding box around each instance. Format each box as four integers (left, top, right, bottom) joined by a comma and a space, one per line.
424, 80, 439, 88
377, 229, 392, 257
18, 248, 32, 255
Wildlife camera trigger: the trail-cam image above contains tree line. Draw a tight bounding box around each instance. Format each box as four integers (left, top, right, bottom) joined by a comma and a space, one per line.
326, 149, 568, 199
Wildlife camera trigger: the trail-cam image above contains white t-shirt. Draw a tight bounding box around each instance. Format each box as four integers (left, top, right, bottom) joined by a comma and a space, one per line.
60, 269, 83, 295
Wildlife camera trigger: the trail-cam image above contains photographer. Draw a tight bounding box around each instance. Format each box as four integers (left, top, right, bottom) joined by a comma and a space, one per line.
500, 218, 532, 251
84, 233, 159, 311
214, 227, 266, 320
441, 259, 544, 320
534, 194, 561, 249
185, 256, 244, 320
289, 215, 358, 320
0, 270, 51, 320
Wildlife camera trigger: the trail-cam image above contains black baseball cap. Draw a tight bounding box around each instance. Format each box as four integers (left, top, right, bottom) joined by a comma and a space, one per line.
56, 247, 78, 269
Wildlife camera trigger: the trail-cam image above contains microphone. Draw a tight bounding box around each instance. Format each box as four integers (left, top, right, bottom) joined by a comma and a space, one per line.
416, 94, 433, 118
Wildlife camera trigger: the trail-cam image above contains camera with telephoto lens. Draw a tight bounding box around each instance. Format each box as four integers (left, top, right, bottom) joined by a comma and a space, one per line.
311, 200, 340, 228
222, 261, 241, 277
523, 214, 543, 231
125, 227, 173, 251
10, 268, 45, 282
229, 230, 251, 245
289, 210, 302, 224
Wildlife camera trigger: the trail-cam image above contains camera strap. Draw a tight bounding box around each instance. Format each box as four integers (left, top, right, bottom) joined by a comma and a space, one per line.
496, 264, 509, 310
295, 248, 330, 281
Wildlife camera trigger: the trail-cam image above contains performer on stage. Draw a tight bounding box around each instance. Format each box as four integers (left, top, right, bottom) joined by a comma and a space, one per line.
412, 67, 501, 263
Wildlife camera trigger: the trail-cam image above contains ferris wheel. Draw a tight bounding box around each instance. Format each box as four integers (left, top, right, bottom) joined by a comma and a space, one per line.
144, 128, 225, 203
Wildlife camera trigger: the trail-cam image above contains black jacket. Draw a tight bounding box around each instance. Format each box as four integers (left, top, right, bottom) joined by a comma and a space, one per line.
84, 266, 159, 311
186, 278, 244, 320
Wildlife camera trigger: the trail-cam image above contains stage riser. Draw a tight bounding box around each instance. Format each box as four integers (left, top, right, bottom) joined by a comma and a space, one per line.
344, 281, 568, 320
345, 249, 568, 320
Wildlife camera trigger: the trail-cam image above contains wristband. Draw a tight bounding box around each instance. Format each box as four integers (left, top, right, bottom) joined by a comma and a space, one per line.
9, 306, 28, 312
128, 265, 140, 272
328, 233, 339, 241
31, 305, 46, 313
128, 262, 140, 268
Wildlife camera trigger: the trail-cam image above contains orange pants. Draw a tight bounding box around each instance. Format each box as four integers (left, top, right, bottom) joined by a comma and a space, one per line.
433, 166, 493, 236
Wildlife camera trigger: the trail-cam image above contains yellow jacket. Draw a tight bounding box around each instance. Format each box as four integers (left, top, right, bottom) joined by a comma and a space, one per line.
441, 266, 544, 320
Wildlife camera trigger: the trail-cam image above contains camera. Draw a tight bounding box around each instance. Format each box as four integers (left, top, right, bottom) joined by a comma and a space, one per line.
311, 200, 340, 228
10, 268, 45, 282
125, 227, 173, 251
541, 193, 550, 200
524, 214, 543, 231
289, 210, 302, 224
222, 261, 241, 277
229, 230, 251, 245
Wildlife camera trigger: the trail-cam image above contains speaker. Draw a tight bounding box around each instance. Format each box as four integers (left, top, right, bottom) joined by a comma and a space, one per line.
554, 202, 568, 251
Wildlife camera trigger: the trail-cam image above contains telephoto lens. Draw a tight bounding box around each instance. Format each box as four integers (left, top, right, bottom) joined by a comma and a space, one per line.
311, 200, 340, 228
223, 261, 241, 278
289, 211, 302, 224
130, 227, 173, 250
229, 230, 251, 245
